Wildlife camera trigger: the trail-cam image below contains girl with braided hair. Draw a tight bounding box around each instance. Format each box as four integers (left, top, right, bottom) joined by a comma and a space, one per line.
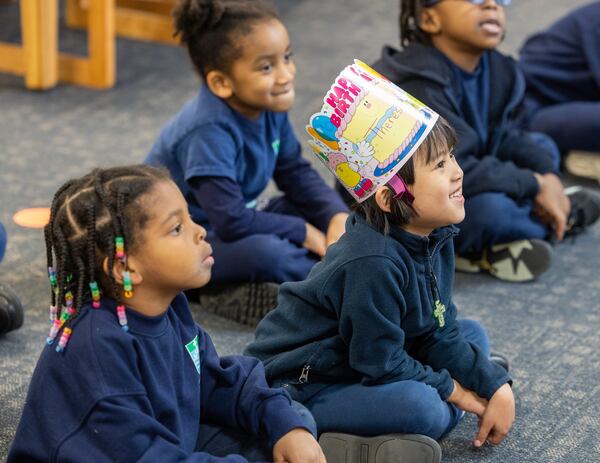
145, 0, 348, 325
9, 165, 324, 463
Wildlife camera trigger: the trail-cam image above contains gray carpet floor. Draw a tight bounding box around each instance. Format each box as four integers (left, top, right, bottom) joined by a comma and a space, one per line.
1, 1, 599, 461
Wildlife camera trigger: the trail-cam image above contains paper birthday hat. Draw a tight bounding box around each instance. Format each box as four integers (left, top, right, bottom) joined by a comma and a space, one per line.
306, 60, 439, 202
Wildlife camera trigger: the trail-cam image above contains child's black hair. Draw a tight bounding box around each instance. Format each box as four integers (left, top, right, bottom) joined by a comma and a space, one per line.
44, 165, 170, 349
354, 116, 457, 234
173, 0, 280, 79
399, 0, 430, 46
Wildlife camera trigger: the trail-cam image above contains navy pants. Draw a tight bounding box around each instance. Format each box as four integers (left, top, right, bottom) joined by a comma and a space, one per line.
455, 132, 560, 255
526, 99, 600, 154
207, 197, 319, 285
0, 222, 6, 263
296, 319, 490, 440
195, 400, 317, 461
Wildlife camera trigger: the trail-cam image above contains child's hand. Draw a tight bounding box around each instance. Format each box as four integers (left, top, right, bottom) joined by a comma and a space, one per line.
473, 383, 515, 448
304, 223, 327, 257
272, 428, 327, 463
447, 380, 487, 417
533, 173, 571, 240
326, 212, 349, 248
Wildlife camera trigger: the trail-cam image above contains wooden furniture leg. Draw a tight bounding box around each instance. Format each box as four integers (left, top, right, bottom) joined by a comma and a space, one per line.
66, 0, 177, 45
59, 0, 115, 89
0, 0, 58, 90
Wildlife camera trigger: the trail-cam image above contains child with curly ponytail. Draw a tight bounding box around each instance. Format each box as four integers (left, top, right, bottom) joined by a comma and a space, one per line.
146, 0, 348, 325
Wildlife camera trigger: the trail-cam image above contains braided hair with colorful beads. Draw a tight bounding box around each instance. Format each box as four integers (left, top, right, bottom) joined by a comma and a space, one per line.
43, 165, 170, 352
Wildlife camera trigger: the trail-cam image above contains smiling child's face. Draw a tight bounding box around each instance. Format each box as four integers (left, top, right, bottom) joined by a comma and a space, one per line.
224, 18, 296, 119
404, 149, 465, 236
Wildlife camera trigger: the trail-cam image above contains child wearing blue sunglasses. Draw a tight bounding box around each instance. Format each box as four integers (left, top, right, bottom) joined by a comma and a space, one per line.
368, 0, 600, 283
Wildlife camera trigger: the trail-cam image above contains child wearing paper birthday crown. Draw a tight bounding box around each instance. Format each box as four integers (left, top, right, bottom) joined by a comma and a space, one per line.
8, 165, 326, 463
145, 0, 348, 325
246, 62, 514, 463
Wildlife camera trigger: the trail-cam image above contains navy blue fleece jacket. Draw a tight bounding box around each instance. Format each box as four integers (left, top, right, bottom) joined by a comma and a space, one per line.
245, 214, 510, 402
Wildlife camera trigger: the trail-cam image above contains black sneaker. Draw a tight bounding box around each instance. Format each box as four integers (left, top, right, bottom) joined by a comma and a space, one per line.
195, 282, 279, 327
0, 283, 24, 335
455, 238, 553, 282
565, 187, 600, 237
489, 352, 510, 372
319, 433, 441, 463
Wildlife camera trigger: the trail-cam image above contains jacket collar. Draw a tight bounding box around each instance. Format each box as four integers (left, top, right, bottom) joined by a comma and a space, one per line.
352, 213, 458, 257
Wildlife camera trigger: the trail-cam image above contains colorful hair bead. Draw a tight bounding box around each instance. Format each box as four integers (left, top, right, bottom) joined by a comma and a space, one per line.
65, 291, 74, 308
123, 270, 133, 298
47, 266, 58, 288
49, 305, 57, 321
60, 310, 70, 324
55, 327, 73, 353
46, 319, 62, 345
115, 236, 125, 261
89, 281, 101, 308
116, 305, 128, 331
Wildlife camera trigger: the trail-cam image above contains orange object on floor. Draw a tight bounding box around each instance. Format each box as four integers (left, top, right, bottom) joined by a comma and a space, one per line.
13, 207, 51, 228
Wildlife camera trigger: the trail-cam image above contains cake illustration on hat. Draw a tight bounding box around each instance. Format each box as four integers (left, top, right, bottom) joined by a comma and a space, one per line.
307, 60, 439, 202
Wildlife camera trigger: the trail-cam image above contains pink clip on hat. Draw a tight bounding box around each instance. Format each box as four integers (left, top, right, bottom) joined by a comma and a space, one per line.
306, 60, 439, 203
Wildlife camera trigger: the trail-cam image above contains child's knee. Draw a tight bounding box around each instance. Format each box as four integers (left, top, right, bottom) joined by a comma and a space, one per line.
464, 193, 517, 231
526, 131, 561, 170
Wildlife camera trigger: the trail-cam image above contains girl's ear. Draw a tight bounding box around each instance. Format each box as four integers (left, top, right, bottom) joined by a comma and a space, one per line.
206, 70, 234, 99
419, 7, 442, 35
102, 256, 143, 286
374, 186, 393, 213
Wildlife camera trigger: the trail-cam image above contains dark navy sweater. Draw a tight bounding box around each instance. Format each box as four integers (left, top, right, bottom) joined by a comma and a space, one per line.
145, 86, 347, 245
245, 214, 510, 402
372, 44, 557, 201
9, 294, 306, 462
519, 1, 600, 105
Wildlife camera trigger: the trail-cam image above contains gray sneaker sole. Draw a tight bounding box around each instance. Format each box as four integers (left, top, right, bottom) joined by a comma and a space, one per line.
318, 433, 442, 463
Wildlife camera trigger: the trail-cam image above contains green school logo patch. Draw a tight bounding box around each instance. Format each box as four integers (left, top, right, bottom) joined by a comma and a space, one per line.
185, 335, 201, 375
272, 139, 281, 156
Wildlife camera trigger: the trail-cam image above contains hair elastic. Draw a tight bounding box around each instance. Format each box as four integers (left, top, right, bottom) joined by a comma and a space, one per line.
387, 175, 415, 204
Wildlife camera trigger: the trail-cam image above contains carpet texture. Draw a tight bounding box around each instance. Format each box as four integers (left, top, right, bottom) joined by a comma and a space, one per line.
1, 1, 598, 461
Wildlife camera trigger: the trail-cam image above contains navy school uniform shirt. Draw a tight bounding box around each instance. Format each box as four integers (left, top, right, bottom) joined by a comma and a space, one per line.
245, 214, 510, 402
519, 1, 600, 105
145, 86, 347, 245
9, 293, 307, 462
372, 43, 557, 201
